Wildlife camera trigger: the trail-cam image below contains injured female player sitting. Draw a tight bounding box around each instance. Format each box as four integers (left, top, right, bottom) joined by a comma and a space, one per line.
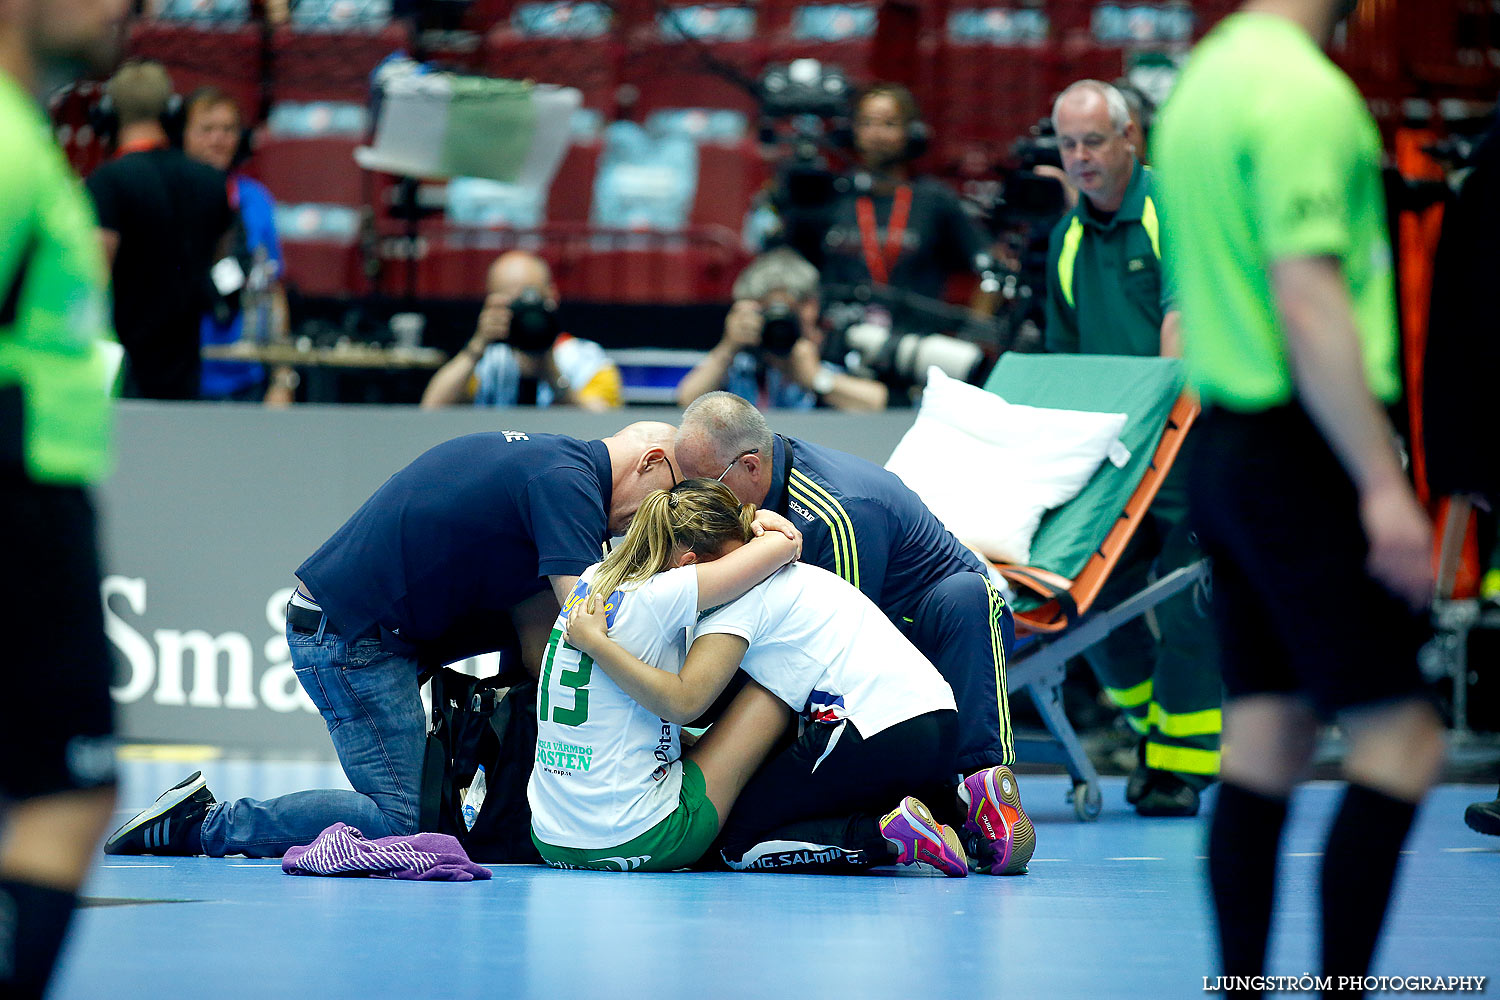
527, 478, 1031, 876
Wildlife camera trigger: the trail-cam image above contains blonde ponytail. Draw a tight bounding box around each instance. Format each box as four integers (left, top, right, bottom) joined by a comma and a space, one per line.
592, 490, 677, 601
589, 479, 756, 601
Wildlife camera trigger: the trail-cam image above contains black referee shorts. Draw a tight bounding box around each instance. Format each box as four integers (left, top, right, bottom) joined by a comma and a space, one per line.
0, 476, 117, 799
1188, 404, 1430, 719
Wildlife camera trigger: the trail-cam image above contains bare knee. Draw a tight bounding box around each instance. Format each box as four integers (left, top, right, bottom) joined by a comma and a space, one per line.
1340, 699, 1445, 802
0, 786, 119, 890
1219, 696, 1319, 798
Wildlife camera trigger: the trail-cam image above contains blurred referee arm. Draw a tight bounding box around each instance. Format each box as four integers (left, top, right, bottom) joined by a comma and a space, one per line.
98, 229, 119, 268
1158, 209, 1182, 358
1271, 255, 1432, 608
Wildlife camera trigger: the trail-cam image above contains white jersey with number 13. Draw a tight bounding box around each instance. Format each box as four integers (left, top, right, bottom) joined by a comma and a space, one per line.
526, 564, 699, 849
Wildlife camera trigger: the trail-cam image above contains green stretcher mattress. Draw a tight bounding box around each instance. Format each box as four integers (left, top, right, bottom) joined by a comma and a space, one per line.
982, 353, 1186, 609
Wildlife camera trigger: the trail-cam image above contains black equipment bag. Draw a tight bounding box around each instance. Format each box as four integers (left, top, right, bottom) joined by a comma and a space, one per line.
419, 667, 541, 864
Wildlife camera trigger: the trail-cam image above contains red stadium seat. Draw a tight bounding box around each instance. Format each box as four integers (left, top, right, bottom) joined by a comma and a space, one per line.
280, 239, 367, 297
250, 137, 365, 205
481, 30, 621, 111
126, 22, 262, 118
1046, 0, 1096, 38
763, 38, 873, 83
50, 81, 110, 177
544, 141, 601, 224
461, 0, 521, 35
690, 140, 766, 232
378, 223, 748, 304
555, 247, 740, 304
270, 24, 410, 103
927, 43, 1057, 156
409, 244, 498, 298
619, 40, 763, 117
1052, 42, 1126, 92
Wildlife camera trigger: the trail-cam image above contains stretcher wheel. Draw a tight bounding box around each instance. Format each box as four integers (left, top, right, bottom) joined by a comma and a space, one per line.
1072, 781, 1102, 822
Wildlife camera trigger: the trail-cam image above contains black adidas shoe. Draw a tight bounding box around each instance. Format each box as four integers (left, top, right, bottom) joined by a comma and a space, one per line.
103, 771, 216, 856
1464, 790, 1500, 837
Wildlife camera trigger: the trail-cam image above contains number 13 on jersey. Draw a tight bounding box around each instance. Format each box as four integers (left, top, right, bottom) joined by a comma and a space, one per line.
541, 582, 623, 726
539, 626, 594, 726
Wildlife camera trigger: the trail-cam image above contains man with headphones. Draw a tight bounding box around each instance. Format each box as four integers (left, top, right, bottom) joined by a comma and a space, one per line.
1043, 78, 1221, 817
180, 86, 298, 405
85, 61, 233, 399
813, 83, 990, 315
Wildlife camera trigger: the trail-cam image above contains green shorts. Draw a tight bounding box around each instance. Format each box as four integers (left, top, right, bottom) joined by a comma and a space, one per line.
533, 760, 720, 873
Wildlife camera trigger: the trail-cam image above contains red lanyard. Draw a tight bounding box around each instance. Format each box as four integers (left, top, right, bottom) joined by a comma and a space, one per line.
114, 137, 167, 158
856, 184, 913, 286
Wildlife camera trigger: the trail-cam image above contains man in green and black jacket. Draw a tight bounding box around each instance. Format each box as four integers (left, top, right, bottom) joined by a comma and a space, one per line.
1044, 78, 1221, 817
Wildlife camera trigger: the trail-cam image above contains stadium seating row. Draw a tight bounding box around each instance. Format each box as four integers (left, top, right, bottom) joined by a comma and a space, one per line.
278, 224, 750, 303
140, 0, 1234, 45
250, 134, 764, 228
114, 0, 1254, 302
125, 16, 1147, 157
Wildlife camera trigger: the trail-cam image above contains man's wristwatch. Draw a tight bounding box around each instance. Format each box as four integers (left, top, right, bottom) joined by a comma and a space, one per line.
811, 367, 837, 398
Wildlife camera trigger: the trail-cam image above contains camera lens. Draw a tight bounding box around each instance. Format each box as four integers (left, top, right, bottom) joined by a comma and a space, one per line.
760, 303, 800, 357
508, 288, 559, 354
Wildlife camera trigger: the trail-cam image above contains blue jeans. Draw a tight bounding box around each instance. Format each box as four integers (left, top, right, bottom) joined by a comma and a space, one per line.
198, 617, 426, 857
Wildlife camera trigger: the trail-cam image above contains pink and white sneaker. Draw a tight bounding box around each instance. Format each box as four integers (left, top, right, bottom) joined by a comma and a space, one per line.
958, 765, 1035, 875
878, 796, 969, 877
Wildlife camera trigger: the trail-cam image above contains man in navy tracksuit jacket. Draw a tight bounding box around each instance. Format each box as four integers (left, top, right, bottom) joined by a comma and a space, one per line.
675, 392, 1017, 776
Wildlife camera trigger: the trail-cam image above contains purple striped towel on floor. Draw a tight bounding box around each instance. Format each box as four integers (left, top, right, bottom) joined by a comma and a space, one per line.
282, 823, 492, 881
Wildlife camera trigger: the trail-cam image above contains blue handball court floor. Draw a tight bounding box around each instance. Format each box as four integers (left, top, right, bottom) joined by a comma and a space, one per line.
49, 757, 1500, 999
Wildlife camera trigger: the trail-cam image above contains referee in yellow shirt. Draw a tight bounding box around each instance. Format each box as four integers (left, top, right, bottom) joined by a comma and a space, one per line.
1155, 0, 1444, 994
1, 0, 126, 993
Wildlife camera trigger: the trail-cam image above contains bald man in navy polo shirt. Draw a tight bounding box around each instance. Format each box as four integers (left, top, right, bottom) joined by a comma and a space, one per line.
106, 422, 679, 858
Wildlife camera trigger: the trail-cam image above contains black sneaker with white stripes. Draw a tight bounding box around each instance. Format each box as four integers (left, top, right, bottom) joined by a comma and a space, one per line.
103, 771, 216, 856
1465, 788, 1500, 837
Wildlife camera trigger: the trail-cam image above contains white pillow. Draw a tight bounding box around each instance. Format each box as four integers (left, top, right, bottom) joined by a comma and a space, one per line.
885, 367, 1129, 565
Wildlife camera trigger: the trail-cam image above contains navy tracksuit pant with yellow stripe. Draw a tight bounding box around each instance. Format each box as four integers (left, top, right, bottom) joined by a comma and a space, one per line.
897, 572, 1016, 774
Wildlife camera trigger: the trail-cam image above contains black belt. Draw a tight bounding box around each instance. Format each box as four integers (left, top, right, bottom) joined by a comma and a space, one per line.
286, 600, 384, 641
286, 601, 327, 635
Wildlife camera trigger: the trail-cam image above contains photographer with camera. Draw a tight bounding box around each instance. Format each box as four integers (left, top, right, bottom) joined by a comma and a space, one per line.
421, 250, 622, 411
181, 86, 298, 406
676, 249, 887, 412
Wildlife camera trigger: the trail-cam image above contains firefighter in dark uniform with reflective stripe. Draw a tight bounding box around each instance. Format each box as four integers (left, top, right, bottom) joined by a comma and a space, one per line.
1044, 79, 1221, 816
676, 393, 1017, 782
